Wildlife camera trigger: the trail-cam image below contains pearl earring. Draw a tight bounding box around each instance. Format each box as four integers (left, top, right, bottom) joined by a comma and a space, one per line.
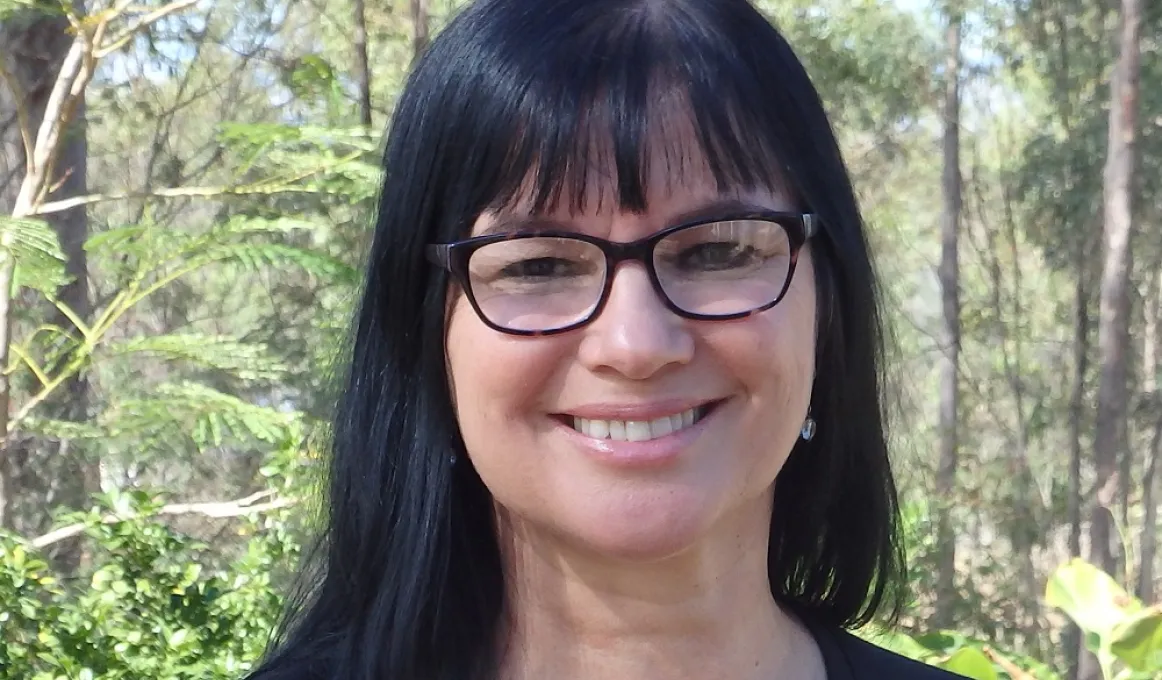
800, 414, 817, 442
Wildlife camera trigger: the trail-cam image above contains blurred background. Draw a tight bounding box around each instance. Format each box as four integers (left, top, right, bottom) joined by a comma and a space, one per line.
0, 0, 1158, 678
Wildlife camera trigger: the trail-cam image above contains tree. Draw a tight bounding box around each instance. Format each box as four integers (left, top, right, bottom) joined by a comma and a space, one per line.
1083, 0, 1141, 677
0, 0, 95, 572
411, 0, 430, 65
933, 0, 963, 631
352, 0, 373, 128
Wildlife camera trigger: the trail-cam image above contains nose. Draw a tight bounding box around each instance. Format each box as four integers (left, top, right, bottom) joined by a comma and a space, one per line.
577, 262, 695, 380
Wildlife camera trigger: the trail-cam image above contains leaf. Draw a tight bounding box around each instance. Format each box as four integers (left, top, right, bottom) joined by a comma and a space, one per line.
1, 215, 68, 294
0, 0, 52, 21
168, 628, 191, 647
105, 381, 301, 452
940, 647, 999, 680
84, 225, 149, 256
861, 629, 934, 661
1109, 606, 1162, 672
22, 417, 105, 440
203, 242, 359, 284
1045, 558, 1141, 640
105, 334, 288, 381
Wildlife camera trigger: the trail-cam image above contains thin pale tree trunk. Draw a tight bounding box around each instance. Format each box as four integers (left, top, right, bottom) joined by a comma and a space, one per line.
410, 0, 430, 66
0, 7, 93, 565
1067, 237, 1090, 680
933, 3, 963, 631
1082, 0, 1140, 677
1137, 270, 1160, 602
352, 0, 372, 128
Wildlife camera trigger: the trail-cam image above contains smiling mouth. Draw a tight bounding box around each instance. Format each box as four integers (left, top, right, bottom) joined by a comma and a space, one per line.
565, 403, 717, 442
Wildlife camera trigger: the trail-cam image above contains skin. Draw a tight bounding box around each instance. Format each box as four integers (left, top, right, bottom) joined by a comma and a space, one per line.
445, 147, 825, 680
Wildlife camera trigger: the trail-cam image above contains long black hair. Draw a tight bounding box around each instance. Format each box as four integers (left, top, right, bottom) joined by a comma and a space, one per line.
248, 1, 904, 678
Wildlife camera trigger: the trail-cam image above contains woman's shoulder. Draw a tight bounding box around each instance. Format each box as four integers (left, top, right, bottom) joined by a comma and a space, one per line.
830, 628, 969, 678
242, 659, 330, 680
802, 617, 968, 680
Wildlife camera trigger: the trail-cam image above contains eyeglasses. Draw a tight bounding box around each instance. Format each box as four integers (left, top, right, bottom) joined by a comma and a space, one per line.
426, 211, 818, 336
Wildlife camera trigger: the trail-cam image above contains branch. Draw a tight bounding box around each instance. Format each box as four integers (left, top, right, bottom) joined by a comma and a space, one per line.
95, 0, 202, 58
30, 490, 297, 549
0, 55, 35, 169
32, 184, 329, 216
981, 647, 1037, 680
29, 40, 85, 185
31, 149, 364, 215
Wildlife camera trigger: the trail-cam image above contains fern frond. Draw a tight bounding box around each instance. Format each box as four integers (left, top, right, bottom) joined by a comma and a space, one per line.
0, 0, 49, 20
106, 334, 288, 381
199, 242, 359, 284
84, 224, 150, 257
22, 416, 105, 440
215, 122, 378, 153
1, 215, 68, 293
107, 381, 301, 451
211, 216, 322, 238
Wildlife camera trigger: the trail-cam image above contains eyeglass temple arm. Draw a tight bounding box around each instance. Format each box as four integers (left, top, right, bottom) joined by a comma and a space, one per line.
426, 244, 452, 270
803, 213, 818, 240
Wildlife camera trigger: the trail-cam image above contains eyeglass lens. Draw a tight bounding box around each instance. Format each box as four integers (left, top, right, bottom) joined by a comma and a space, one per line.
465, 219, 793, 333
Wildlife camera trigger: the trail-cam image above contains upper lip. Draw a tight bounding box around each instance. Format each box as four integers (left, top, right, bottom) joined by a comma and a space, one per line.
558, 399, 723, 421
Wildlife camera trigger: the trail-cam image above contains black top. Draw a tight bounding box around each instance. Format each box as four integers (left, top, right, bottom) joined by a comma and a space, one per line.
252, 623, 968, 680
804, 618, 967, 679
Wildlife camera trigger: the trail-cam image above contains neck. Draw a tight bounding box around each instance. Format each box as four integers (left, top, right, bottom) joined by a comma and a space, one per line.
495, 500, 824, 680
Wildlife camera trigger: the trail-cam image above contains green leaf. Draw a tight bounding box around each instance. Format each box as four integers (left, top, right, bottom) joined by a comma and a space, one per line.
20, 417, 105, 440
84, 224, 147, 251
861, 629, 934, 661
1109, 606, 1162, 672
1, 215, 68, 294
105, 381, 300, 452
105, 334, 288, 381
940, 647, 998, 680
168, 628, 191, 648
0, 0, 55, 23
1045, 558, 1141, 640
203, 241, 359, 284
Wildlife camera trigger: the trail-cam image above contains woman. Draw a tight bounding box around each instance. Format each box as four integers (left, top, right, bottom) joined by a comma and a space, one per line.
249, 0, 963, 678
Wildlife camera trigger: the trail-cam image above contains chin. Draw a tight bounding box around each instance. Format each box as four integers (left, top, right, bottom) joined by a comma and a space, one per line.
558, 494, 718, 563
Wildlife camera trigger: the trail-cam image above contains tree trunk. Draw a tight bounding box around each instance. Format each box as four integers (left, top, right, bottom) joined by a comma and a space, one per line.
0, 5, 94, 557
40, 89, 91, 572
410, 0, 430, 66
1081, 0, 1140, 677
1138, 270, 1160, 602
1067, 238, 1090, 680
933, 3, 963, 631
352, 0, 372, 128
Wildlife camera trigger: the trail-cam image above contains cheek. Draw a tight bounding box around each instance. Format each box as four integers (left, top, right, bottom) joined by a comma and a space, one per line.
445, 296, 564, 448
709, 258, 816, 396
700, 263, 817, 472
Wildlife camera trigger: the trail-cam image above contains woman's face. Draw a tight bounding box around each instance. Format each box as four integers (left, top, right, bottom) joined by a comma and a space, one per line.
445, 156, 817, 563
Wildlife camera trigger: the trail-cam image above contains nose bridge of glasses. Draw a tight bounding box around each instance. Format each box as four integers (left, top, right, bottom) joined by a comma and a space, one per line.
603, 235, 659, 268
598, 244, 675, 322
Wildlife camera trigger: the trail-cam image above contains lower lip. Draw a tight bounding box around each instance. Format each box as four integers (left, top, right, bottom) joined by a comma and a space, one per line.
554, 406, 719, 469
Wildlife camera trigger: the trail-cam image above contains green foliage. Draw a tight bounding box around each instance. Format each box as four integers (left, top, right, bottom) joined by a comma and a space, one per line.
863, 626, 1063, 680
1046, 559, 1162, 679
0, 488, 300, 680
0, 216, 69, 295
0, 0, 56, 22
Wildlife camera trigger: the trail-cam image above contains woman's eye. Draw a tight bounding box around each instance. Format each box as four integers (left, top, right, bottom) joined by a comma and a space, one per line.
499, 257, 579, 279
678, 242, 759, 270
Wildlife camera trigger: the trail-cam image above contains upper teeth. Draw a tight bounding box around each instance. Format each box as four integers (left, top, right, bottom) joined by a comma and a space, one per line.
572, 408, 700, 442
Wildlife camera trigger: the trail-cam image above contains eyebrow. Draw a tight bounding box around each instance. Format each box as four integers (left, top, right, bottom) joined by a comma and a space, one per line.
473, 197, 778, 237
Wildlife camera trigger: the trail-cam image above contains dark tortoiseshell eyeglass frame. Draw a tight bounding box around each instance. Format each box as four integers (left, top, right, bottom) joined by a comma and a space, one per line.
425, 210, 818, 337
